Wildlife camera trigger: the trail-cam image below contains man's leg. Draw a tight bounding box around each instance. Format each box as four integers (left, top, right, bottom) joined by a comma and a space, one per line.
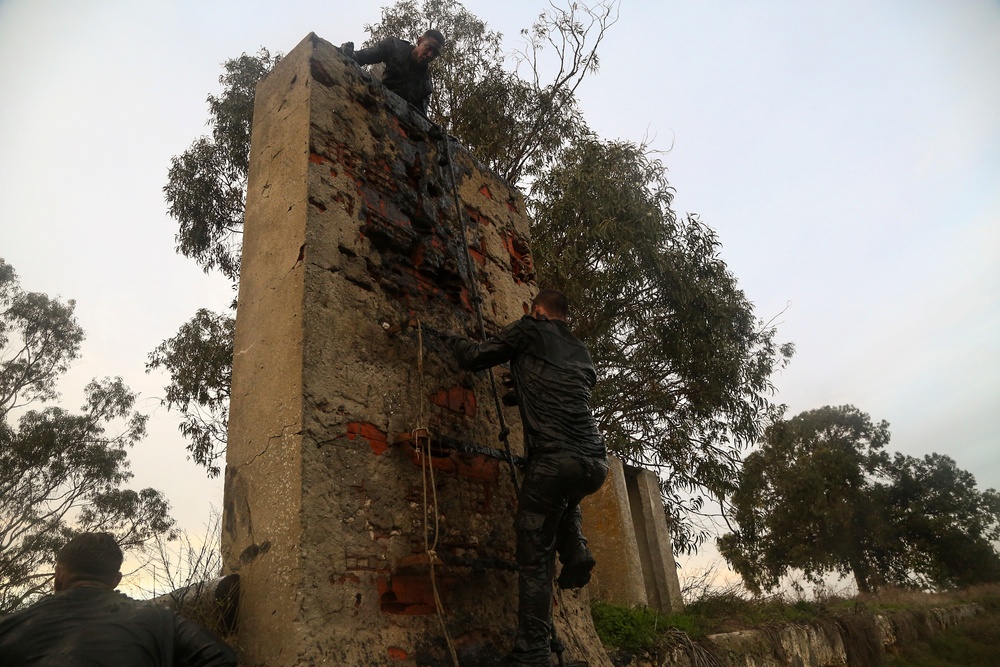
554, 504, 595, 590
508, 456, 576, 665
555, 456, 608, 590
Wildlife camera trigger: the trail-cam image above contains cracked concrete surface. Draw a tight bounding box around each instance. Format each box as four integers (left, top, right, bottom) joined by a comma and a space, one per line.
222, 33, 613, 667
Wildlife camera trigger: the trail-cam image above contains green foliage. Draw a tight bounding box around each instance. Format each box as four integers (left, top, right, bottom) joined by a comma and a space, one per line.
159, 2, 794, 556
366, 0, 613, 184
881, 588, 1000, 666
146, 309, 234, 477
880, 453, 1000, 589
719, 405, 1000, 594
0, 259, 174, 613
596, 584, 1000, 666
591, 601, 673, 651
164, 48, 281, 284
531, 137, 792, 552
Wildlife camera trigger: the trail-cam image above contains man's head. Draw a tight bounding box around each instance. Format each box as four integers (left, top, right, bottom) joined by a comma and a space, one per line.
412, 29, 445, 65
54, 533, 123, 592
531, 289, 569, 322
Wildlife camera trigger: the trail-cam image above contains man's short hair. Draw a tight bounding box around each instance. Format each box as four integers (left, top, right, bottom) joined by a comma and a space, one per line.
57, 533, 123, 583
421, 28, 446, 46
532, 288, 569, 320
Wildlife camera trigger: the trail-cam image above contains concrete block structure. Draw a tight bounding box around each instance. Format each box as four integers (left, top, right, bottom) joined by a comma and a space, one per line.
582, 461, 684, 614
222, 33, 617, 666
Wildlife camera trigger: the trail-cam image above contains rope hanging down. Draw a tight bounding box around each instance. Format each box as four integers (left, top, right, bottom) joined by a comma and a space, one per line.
414, 321, 461, 667
441, 134, 520, 495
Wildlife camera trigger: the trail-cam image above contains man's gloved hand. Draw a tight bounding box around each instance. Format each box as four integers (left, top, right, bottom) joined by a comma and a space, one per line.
499, 370, 517, 405
340, 41, 355, 58
427, 124, 445, 141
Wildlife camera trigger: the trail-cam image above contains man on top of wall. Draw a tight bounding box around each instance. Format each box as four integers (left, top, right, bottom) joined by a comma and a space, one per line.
446, 288, 610, 667
342, 28, 446, 116
0, 532, 236, 667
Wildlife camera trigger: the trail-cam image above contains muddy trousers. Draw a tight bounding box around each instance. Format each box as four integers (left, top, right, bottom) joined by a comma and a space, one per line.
510, 452, 609, 665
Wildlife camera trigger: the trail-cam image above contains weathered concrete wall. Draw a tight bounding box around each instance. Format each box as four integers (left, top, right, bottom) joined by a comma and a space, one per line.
223, 32, 312, 663
627, 604, 983, 667
624, 466, 683, 613
582, 458, 647, 608
582, 461, 684, 614
224, 33, 613, 666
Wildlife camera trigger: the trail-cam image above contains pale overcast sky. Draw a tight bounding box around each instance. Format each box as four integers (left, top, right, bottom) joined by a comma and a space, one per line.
1, 0, 998, 586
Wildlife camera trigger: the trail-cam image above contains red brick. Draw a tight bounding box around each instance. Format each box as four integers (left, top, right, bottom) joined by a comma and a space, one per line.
430, 386, 477, 416
378, 575, 443, 616
345, 421, 389, 455
467, 247, 486, 266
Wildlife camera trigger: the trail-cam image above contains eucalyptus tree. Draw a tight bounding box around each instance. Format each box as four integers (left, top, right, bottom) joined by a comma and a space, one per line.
531, 138, 792, 552
156, 0, 792, 552
0, 259, 174, 613
719, 405, 1000, 593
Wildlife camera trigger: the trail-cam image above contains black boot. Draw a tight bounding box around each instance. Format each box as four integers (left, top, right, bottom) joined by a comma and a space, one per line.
556, 548, 595, 590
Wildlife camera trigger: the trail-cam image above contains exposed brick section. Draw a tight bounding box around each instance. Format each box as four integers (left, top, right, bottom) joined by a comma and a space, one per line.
464, 207, 493, 227
225, 34, 612, 667
378, 574, 448, 615
468, 247, 486, 266
430, 385, 477, 415
502, 232, 535, 284
399, 443, 501, 485
345, 421, 389, 455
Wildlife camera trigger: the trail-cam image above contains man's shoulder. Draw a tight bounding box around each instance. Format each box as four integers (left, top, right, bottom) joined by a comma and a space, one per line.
379, 36, 415, 55
501, 314, 539, 335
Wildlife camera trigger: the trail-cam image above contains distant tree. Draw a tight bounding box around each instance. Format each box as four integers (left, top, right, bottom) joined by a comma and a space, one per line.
880, 452, 1000, 588
719, 405, 1000, 594
0, 259, 174, 613
530, 137, 792, 552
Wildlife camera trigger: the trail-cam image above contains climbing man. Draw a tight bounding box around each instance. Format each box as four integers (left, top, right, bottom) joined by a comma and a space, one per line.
0, 532, 237, 667
446, 288, 609, 667
341, 29, 446, 116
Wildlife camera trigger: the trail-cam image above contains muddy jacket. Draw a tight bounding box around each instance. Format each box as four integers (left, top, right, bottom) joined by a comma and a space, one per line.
0, 587, 236, 667
351, 37, 434, 114
451, 315, 606, 459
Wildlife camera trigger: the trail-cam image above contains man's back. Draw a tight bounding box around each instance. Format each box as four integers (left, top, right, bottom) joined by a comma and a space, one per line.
452, 314, 606, 458
0, 587, 235, 667
509, 317, 605, 457
351, 37, 434, 113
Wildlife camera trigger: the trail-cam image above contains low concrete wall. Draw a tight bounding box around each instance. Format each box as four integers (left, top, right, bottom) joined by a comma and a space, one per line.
624, 604, 983, 667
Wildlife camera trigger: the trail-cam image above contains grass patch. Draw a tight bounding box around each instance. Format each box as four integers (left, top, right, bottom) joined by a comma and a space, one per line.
591, 601, 672, 651
591, 583, 1000, 665
882, 613, 1000, 666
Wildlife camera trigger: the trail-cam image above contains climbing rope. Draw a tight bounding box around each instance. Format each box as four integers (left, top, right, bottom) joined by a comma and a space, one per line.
440, 130, 569, 667
441, 133, 520, 495
414, 321, 461, 667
